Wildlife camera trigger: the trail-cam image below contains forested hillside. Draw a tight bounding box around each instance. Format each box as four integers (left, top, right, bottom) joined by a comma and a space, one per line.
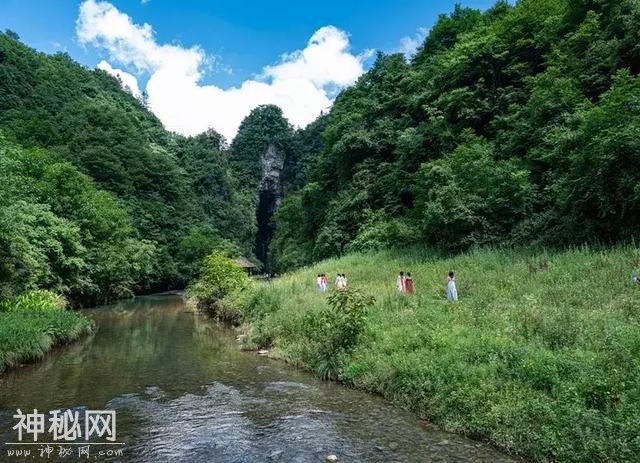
0, 31, 254, 304
270, 0, 640, 271
229, 105, 328, 268
2, 0, 640, 295
2, 1, 640, 456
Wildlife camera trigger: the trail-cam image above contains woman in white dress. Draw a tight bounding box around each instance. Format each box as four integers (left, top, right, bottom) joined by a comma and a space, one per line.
397, 272, 405, 293
447, 271, 458, 302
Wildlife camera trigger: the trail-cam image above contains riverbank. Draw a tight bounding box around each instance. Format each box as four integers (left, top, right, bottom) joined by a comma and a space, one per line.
1, 294, 517, 462
237, 246, 640, 462
0, 291, 94, 374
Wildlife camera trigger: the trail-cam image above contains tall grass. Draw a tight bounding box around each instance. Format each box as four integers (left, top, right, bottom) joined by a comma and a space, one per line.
0, 291, 93, 373
240, 246, 640, 462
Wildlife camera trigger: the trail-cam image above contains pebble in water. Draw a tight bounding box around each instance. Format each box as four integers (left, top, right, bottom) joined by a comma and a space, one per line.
326, 455, 338, 462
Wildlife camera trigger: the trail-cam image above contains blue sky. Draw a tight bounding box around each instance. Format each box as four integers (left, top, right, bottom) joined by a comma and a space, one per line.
0, 0, 499, 139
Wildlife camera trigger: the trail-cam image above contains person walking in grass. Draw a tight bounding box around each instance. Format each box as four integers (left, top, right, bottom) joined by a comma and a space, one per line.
404, 272, 415, 294
447, 271, 458, 301
397, 271, 405, 293
335, 274, 348, 289
321, 274, 328, 292
317, 274, 323, 292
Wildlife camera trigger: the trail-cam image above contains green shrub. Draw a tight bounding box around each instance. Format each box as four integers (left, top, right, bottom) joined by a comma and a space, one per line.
304, 287, 374, 380
188, 251, 250, 322
0, 290, 67, 312
176, 224, 241, 282
323, 288, 373, 352
347, 210, 416, 253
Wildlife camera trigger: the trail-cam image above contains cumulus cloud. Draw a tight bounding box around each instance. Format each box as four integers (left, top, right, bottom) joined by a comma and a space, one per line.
398, 27, 429, 58
76, 0, 368, 140
97, 60, 142, 99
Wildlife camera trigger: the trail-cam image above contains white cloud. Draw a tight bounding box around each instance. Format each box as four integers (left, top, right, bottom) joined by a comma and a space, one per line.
76, 0, 369, 140
398, 27, 429, 58
97, 60, 142, 99
50, 41, 69, 53
262, 27, 365, 88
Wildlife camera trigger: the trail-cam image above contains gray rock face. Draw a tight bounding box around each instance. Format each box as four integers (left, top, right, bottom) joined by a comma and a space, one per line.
259, 144, 285, 200
255, 144, 284, 267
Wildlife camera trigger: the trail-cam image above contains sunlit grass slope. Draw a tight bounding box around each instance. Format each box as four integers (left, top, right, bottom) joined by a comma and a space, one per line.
242, 246, 640, 462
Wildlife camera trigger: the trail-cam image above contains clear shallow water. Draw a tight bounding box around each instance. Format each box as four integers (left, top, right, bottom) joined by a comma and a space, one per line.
0, 295, 517, 462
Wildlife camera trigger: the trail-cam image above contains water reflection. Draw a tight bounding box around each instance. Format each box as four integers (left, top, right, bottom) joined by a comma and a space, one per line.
0, 295, 517, 462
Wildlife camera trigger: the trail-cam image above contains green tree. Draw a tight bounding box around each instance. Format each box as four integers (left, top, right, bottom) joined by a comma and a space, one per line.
188, 251, 250, 304
414, 135, 533, 250
545, 71, 640, 242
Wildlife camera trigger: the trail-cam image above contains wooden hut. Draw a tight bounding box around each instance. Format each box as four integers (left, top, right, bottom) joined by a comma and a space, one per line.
234, 257, 257, 275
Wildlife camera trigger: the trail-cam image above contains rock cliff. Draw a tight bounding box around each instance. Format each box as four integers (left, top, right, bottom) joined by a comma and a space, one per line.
255, 144, 284, 269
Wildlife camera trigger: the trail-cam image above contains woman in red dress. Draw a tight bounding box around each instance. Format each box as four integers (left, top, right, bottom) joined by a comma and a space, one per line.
404, 272, 415, 294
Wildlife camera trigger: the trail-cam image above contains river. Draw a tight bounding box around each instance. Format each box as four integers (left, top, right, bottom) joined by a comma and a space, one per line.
0, 295, 517, 462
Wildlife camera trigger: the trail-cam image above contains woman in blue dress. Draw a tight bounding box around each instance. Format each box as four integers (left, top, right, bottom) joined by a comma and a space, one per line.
447, 271, 458, 302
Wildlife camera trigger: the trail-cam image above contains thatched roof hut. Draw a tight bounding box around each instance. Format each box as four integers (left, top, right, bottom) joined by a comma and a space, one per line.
234, 257, 257, 272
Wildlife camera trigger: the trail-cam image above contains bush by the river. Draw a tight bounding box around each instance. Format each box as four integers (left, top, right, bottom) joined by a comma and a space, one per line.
296, 287, 374, 380
0, 289, 67, 312
188, 251, 250, 323
240, 246, 640, 462
0, 290, 93, 373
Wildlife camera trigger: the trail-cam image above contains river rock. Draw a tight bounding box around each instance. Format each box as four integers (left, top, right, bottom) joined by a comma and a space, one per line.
258, 349, 269, 355
325, 455, 338, 462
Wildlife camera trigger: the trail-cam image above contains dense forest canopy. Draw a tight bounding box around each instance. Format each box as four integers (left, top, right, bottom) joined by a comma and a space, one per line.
2, 0, 640, 299
0, 28, 323, 301
269, 0, 640, 270
0, 31, 256, 304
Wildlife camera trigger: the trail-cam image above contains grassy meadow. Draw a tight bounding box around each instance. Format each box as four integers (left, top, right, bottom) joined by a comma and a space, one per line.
0, 291, 94, 374
239, 246, 640, 462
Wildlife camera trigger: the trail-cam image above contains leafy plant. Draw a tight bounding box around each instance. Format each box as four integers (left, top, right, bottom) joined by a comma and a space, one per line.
188, 251, 250, 320
0, 290, 67, 312
308, 287, 374, 379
